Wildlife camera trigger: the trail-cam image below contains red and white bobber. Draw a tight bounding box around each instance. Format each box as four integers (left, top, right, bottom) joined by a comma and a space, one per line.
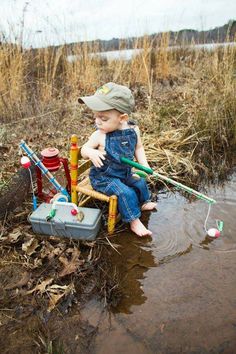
21, 156, 31, 169
207, 228, 221, 238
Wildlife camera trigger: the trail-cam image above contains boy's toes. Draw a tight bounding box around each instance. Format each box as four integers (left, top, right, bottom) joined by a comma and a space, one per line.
140, 229, 152, 237
141, 202, 157, 211
130, 219, 152, 237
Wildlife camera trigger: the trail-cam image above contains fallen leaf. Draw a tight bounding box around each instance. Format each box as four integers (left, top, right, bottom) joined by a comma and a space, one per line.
47, 284, 75, 312
48, 293, 65, 312
40, 241, 66, 261
59, 248, 84, 278
47, 284, 69, 293
40, 241, 55, 259
27, 278, 53, 294
22, 237, 39, 255
8, 228, 22, 243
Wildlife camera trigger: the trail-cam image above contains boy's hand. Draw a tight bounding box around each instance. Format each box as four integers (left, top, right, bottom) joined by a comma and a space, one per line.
87, 148, 106, 168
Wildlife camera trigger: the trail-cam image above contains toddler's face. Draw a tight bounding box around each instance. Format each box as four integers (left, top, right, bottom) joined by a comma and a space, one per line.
93, 109, 126, 133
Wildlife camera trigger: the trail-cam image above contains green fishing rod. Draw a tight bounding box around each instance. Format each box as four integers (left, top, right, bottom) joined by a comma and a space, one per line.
120, 157, 216, 205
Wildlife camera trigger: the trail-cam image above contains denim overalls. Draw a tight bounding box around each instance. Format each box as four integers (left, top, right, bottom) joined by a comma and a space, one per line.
89, 127, 151, 222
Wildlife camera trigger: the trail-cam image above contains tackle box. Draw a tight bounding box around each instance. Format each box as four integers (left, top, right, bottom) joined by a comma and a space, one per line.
29, 202, 102, 240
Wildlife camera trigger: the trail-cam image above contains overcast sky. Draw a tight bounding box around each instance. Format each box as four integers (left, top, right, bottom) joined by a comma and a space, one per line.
1, 0, 235, 47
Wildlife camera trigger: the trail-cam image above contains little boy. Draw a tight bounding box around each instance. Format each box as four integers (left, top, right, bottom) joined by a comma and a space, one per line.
79, 82, 156, 237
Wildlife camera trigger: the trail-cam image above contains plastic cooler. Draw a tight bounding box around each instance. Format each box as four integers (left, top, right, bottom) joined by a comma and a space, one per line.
29, 202, 102, 240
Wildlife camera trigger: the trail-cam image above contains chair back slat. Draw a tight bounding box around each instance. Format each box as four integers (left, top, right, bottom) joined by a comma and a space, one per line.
78, 160, 91, 175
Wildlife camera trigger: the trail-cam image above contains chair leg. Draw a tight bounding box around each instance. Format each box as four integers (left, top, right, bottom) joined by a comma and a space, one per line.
108, 195, 118, 234
70, 135, 79, 205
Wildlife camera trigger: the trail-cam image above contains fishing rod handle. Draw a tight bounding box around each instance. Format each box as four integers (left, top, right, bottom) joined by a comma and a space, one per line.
120, 157, 153, 174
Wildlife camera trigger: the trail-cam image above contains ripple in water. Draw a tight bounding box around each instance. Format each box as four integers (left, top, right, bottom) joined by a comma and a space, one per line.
148, 172, 236, 261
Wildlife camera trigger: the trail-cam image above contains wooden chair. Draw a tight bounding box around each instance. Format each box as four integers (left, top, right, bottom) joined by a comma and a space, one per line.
70, 134, 118, 234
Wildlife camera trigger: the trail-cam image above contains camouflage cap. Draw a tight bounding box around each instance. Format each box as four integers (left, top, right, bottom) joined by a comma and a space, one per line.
78, 82, 135, 114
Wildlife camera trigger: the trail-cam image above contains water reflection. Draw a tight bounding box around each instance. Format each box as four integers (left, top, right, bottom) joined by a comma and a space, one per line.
199, 235, 215, 249
111, 213, 157, 314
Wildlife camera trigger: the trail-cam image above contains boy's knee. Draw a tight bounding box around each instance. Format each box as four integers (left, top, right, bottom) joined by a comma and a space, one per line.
133, 177, 147, 189
110, 182, 136, 200
119, 188, 136, 199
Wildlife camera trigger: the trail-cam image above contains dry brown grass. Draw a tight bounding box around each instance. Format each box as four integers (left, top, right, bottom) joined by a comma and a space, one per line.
0, 34, 235, 185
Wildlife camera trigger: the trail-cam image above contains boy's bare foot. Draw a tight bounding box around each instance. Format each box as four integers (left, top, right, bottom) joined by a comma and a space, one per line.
130, 219, 152, 237
141, 202, 157, 211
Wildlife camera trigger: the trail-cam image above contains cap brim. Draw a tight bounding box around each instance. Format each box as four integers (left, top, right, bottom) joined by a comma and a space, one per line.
78, 96, 113, 111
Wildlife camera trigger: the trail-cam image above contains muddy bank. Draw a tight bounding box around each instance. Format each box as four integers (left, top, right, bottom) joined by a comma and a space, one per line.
0, 227, 111, 354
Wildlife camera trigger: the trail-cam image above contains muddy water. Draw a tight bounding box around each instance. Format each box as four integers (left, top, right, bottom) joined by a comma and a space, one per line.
81, 172, 236, 353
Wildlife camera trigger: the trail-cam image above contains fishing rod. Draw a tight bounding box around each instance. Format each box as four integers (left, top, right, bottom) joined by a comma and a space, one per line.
121, 157, 224, 237
120, 157, 216, 205
20, 140, 70, 200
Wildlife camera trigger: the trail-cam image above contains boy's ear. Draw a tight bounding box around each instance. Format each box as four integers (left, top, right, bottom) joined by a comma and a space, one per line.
120, 113, 129, 121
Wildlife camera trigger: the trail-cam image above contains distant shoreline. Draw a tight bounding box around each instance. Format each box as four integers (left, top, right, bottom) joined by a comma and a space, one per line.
67, 42, 236, 62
